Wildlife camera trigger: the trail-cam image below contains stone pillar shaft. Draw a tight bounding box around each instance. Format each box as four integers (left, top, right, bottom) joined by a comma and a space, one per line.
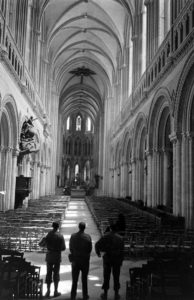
146, 151, 152, 206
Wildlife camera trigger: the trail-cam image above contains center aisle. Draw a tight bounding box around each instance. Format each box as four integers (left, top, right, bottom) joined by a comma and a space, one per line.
25, 196, 136, 300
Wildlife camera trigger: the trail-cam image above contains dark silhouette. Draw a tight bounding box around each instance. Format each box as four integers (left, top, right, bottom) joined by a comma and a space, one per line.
115, 213, 126, 236
95, 224, 124, 300
104, 218, 114, 234
69, 222, 92, 300
56, 174, 60, 187
39, 222, 66, 298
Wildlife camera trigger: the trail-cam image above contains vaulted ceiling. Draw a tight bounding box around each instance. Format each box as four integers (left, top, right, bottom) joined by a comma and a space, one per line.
39, 0, 135, 122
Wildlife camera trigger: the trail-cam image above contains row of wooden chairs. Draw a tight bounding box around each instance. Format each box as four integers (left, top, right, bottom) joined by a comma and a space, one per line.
0, 195, 70, 252
86, 196, 194, 259
126, 253, 194, 299
0, 248, 43, 299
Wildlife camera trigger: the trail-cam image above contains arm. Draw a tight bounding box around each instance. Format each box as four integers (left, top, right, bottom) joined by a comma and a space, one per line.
61, 236, 66, 251
89, 236, 92, 254
69, 235, 74, 254
95, 237, 105, 257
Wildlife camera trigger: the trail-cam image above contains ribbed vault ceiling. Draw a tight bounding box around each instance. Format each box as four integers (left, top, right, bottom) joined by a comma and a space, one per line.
40, 0, 135, 122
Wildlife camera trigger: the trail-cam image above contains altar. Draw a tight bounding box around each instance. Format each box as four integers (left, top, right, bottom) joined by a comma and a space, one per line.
71, 186, 86, 198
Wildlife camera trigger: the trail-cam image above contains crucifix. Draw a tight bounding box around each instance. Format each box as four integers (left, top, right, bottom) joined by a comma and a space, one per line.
69, 66, 96, 84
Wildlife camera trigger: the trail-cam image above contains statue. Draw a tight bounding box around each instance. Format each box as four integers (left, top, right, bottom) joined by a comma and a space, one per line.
19, 116, 40, 157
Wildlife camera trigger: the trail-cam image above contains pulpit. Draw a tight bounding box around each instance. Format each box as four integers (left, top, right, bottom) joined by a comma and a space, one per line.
15, 175, 32, 209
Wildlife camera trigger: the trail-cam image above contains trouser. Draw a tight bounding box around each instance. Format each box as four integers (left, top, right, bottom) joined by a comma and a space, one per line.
102, 258, 121, 292
45, 261, 60, 284
71, 259, 90, 299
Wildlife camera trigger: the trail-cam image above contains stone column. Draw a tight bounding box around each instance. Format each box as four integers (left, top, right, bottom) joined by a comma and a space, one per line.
42, 165, 46, 196
0, 147, 5, 210
131, 158, 136, 201
109, 168, 114, 197
116, 168, 121, 198
188, 132, 194, 228
121, 162, 127, 198
31, 161, 37, 199
136, 159, 140, 200
2, 147, 10, 211
10, 148, 19, 209
36, 161, 41, 199
163, 149, 169, 206
128, 163, 132, 198
146, 150, 152, 206
113, 168, 117, 197
40, 164, 44, 196
181, 133, 188, 219
131, 34, 138, 88
46, 166, 51, 195
170, 133, 181, 216
6, 148, 13, 209
156, 149, 161, 205
151, 150, 157, 207
176, 136, 182, 215
143, 158, 147, 205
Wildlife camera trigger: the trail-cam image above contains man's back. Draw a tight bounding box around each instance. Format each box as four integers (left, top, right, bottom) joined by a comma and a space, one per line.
46, 230, 66, 252
95, 231, 124, 263
45, 229, 66, 263
70, 231, 92, 260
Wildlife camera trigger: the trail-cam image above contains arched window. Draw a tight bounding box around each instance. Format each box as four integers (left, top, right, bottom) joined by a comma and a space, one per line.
67, 163, 70, 179
142, 3, 147, 73
86, 117, 91, 131
66, 116, 70, 130
128, 27, 133, 96
76, 115, 81, 131
9, 0, 15, 31
75, 164, 79, 176
1, 0, 5, 15
158, 0, 171, 45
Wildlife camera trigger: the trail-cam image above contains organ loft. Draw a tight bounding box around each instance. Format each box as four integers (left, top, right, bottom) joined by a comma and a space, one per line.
0, 1, 194, 299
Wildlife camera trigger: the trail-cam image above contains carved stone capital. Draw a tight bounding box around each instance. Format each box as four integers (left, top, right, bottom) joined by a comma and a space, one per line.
169, 132, 182, 143
0, 145, 5, 152
12, 148, 20, 157
169, 132, 177, 143
6, 146, 12, 153
0, 46, 8, 61
186, 131, 194, 140
145, 149, 153, 157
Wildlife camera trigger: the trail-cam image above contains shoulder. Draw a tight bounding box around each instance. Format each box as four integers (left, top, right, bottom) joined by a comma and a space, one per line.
58, 232, 65, 239
84, 233, 92, 239
70, 232, 77, 239
46, 231, 53, 238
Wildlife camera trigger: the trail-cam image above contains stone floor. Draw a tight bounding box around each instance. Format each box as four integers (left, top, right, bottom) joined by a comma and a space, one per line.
24, 197, 146, 300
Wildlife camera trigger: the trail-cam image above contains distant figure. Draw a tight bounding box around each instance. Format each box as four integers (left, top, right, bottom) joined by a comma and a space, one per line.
56, 174, 60, 187
69, 222, 92, 300
39, 222, 66, 298
94, 174, 100, 188
104, 218, 114, 234
115, 213, 126, 236
95, 224, 124, 300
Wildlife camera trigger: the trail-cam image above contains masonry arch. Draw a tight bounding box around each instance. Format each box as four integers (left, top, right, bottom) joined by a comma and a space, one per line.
0, 95, 19, 210
148, 89, 173, 209
132, 113, 147, 203
174, 53, 194, 227
122, 130, 132, 198
114, 142, 121, 197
